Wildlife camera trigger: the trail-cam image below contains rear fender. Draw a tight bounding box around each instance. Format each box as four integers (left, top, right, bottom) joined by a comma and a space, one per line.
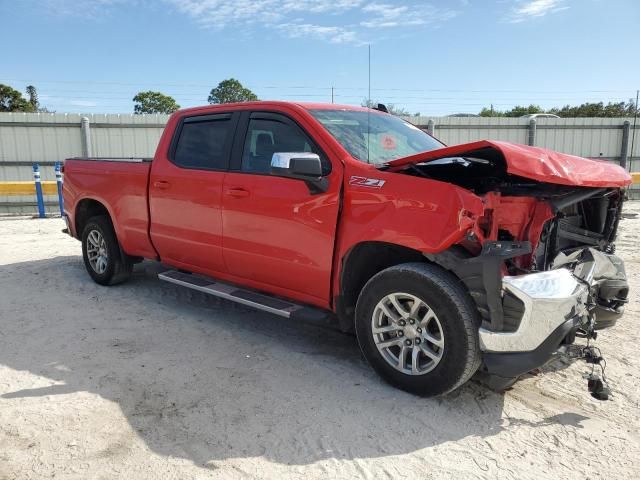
73, 195, 119, 238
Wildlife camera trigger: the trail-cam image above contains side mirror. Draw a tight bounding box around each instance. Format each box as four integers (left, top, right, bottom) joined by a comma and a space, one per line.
271, 152, 322, 178
270, 152, 329, 194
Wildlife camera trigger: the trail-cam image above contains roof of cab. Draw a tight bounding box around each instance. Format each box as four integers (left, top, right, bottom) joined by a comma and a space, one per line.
172, 101, 376, 116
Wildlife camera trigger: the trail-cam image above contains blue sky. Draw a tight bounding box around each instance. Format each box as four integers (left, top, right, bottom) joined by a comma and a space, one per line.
1, 0, 639, 115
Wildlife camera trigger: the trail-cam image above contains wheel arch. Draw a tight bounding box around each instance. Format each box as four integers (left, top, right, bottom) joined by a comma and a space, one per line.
74, 197, 114, 239
336, 241, 427, 332
335, 241, 482, 333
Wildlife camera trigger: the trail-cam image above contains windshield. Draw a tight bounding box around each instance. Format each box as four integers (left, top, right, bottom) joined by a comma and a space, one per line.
309, 109, 444, 165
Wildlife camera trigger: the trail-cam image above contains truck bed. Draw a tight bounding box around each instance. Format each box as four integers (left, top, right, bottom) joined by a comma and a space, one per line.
63, 157, 157, 258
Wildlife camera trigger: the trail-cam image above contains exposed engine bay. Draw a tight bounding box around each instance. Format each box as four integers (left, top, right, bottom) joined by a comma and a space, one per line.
403, 152, 629, 328
393, 147, 630, 397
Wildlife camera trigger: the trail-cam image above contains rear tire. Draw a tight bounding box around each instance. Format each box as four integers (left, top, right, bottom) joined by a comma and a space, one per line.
355, 262, 481, 396
81, 215, 133, 286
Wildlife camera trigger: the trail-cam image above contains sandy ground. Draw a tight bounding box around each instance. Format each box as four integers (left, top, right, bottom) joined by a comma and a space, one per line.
0, 205, 639, 480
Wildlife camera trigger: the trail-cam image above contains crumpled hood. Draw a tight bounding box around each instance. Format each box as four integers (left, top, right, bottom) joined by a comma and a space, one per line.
385, 140, 632, 188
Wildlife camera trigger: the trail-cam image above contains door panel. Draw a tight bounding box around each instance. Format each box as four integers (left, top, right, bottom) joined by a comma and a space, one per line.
149, 112, 238, 273
222, 111, 342, 304
222, 172, 341, 303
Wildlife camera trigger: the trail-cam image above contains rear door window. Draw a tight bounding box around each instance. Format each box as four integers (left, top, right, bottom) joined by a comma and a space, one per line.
172, 114, 234, 170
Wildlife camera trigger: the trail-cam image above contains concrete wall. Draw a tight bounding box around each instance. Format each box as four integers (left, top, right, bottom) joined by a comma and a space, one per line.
1, 112, 638, 214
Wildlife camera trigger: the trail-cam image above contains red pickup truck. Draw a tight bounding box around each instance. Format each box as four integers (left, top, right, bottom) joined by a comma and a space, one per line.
63, 102, 631, 397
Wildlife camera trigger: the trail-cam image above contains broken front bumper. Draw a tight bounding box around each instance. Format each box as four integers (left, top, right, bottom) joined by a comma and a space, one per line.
479, 268, 588, 353
479, 250, 628, 385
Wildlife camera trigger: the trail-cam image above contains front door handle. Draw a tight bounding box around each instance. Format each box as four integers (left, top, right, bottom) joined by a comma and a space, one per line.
226, 188, 250, 198
153, 180, 170, 190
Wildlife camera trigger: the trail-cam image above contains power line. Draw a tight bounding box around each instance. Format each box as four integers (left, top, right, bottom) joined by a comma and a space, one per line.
36, 90, 635, 103
6, 77, 636, 116
36, 93, 635, 106
2, 77, 636, 94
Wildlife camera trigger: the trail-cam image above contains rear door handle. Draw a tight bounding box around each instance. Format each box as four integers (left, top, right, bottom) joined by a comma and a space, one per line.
226, 188, 250, 198
153, 180, 170, 190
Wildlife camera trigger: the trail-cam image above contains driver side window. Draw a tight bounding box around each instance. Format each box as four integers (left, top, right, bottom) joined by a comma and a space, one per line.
241, 118, 313, 174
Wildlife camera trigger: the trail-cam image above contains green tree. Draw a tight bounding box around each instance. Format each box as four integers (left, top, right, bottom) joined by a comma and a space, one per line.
549, 100, 637, 117
361, 99, 410, 116
480, 104, 544, 117
24, 85, 51, 112
504, 104, 545, 117
480, 100, 638, 118
0, 84, 35, 112
133, 91, 180, 114
479, 106, 504, 117
26, 85, 39, 111
208, 78, 258, 104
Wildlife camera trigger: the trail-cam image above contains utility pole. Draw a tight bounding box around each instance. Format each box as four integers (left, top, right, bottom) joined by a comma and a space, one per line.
367, 44, 371, 164
631, 89, 639, 169
368, 44, 371, 106
331, 86, 334, 104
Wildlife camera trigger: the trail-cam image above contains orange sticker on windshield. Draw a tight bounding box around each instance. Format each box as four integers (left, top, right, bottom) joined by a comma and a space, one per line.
381, 135, 397, 150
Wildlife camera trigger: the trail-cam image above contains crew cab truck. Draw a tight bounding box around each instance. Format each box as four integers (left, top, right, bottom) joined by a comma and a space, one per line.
62, 102, 631, 397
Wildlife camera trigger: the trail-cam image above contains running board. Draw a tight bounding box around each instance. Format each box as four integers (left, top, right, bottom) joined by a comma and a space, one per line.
158, 270, 331, 323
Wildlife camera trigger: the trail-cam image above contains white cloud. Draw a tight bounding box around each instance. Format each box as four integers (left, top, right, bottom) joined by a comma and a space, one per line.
166, 0, 281, 28
282, 0, 364, 14
361, 3, 408, 27
165, 0, 364, 28
275, 23, 360, 44
507, 0, 568, 23
40, 0, 132, 18
360, 2, 458, 28
363, 3, 408, 18
166, 0, 462, 41
38, 0, 463, 44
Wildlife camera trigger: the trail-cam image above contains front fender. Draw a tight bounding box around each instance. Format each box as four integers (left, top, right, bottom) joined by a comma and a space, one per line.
337, 168, 484, 256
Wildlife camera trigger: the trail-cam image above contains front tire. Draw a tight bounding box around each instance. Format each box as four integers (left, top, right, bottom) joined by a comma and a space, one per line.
355, 262, 481, 396
81, 215, 133, 286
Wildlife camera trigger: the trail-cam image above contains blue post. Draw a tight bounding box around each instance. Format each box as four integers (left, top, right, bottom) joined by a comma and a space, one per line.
32, 164, 46, 218
55, 162, 64, 216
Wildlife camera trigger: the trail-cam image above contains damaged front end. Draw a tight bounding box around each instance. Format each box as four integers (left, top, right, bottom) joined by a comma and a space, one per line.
553, 247, 629, 329
478, 245, 628, 391
468, 192, 628, 391
427, 235, 629, 391
391, 141, 632, 393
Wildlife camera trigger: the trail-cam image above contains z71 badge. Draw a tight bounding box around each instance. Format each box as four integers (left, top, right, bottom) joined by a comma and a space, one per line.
349, 176, 386, 189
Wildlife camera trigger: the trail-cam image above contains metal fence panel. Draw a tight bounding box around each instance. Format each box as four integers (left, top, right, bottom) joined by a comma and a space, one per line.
1, 112, 639, 213
89, 113, 168, 158
535, 117, 626, 158
0, 113, 169, 213
413, 117, 530, 146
